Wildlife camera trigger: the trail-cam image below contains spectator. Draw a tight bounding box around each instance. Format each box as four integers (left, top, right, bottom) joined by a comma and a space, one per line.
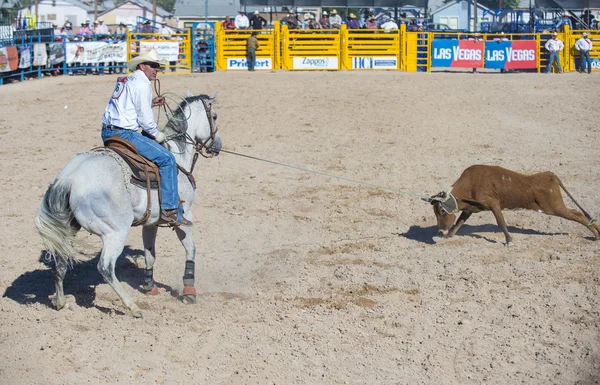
319, 11, 330, 29
556, 14, 572, 31
381, 18, 398, 32
235, 11, 250, 30
96, 18, 109, 35
398, 12, 408, 25
223, 16, 235, 30
246, 32, 259, 71
329, 9, 342, 29
79, 20, 92, 36
575, 32, 592, 74
52, 23, 61, 37
158, 21, 171, 38
115, 22, 127, 38
140, 20, 153, 33
307, 14, 320, 30
281, 10, 298, 29
545, 32, 564, 73
301, 13, 312, 29
250, 10, 267, 30
366, 15, 378, 29
346, 13, 360, 29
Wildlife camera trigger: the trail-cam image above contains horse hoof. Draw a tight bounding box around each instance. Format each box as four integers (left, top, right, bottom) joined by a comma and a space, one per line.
131, 309, 143, 318
182, 294, 197, 305
145, 285, 159, 296
506, 241, 514, 247
182, 286, 197, 304
49, 295, 66, 310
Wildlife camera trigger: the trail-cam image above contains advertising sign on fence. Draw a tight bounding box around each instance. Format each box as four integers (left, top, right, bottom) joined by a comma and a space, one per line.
484, 40, 536, 69
139, 41, 179, 62
431, 40, 484, 68
226, 57, 272, 70
293, 57, 338, 69
18, 46, 30, 69
352, 57, 397, 69
66, 42, 127, 64
48, 43, 64, 64
33, 44, 48, 66
0, 46, 19, 72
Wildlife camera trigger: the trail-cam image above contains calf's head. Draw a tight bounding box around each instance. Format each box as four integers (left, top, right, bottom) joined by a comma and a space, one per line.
430, 192, 457, 236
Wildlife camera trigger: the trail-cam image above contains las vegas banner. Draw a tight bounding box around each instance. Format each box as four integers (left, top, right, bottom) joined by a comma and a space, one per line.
431, 39, 537, 70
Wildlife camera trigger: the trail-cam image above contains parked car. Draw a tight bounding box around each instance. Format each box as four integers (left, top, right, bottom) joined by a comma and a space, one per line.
427, 23, 456, 31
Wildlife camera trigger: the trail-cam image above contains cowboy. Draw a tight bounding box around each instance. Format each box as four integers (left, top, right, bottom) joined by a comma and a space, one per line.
235, 10, 249, 30
366, 15, 378, 29
575, 32, 592, 74
319, 11, 330, 29
250, 10, 267, 29
246, 32, 259, 71
281, 10, 298, 29
346, 12, 360, 29
101, 49, 191, 226
329, 9, 342, 29
545, 32, 564, 73
158, 20, 171, 38
96, 18, 109, 34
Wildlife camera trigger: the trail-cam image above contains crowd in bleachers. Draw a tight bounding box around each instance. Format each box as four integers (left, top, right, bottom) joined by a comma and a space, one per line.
223, 9, 427, 32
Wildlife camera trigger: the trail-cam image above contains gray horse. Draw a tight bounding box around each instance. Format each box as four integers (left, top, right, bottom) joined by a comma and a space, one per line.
35, 94, 222, 317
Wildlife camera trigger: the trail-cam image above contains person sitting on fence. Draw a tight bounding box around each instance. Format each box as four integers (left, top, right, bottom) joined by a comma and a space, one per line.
282, 10, 299, 29
346, 13, 360, 29
79, 20, 92, 36
381, 18, 398, 32
366, 15, 378, 29
235, 10, 250, 30
319, 11, 330, 29
115, 22, 127, 39
545, 32, 564, 73
250, 10, 267, 30
330, 9, 342, 29
159, 21, 172, 39
307, 14, 320, 30
575, 32, 593, 74
223, 16, 235, 30
140, 20, 153, 33
96, 18, 109, 35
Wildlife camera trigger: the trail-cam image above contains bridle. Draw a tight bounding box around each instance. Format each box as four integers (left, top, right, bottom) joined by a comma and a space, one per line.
153, 79, 218, 173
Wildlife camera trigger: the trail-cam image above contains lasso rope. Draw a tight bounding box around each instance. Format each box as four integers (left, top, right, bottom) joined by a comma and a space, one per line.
221, 149, 432, 202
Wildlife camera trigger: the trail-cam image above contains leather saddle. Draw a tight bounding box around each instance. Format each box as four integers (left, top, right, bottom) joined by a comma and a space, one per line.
103, 137, 159, 190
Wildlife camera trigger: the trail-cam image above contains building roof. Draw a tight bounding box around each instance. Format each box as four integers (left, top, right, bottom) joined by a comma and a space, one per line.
430, 0, 490, 14
100, 0, 171, 17
174, 0, 262, 17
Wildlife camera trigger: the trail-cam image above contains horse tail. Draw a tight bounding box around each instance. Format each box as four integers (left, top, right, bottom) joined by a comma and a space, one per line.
35, 179, 82, 266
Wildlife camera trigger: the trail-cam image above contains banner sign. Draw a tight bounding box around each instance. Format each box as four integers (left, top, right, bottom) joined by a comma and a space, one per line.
352, 56, 397, 69
226, 57, 272, 70
573, 57, 600, 72
293, 57, 338, 69
431, 40, 484, 68
33, 43, 48, 66
139, 41, 179, 62
484, 40, 536, 69
48, 43, 64, 64
66, 41, 127, 64
0, 46, 19, 72
18, 45, 30, 69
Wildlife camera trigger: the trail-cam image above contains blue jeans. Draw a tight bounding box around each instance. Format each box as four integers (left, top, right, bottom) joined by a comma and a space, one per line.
101, 128, 179, 210
247, 48, 256, 71
580, 51, 591, 73
546, 52, 562, 73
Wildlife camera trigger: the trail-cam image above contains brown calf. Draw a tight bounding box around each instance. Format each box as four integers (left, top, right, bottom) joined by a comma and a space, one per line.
430, 165, 600, 245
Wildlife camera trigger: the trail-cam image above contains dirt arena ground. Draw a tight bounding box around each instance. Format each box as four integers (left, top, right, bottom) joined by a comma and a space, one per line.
1, 70, 599, 384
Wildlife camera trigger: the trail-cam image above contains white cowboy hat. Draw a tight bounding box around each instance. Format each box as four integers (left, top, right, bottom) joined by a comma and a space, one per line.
583, 32, 589, 37
254, 10, 259, 14
127, 48, 163, 71
552, 32, 558, 36
322, 11, 328, 15
98, 18, 103, 22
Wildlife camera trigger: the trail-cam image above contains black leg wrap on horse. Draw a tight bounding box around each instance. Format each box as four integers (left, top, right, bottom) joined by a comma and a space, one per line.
142, 268, 155, 291
183, 260, 195, 287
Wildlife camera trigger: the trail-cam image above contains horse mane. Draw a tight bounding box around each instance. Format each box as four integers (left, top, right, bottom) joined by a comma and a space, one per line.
160, 94, 213, 153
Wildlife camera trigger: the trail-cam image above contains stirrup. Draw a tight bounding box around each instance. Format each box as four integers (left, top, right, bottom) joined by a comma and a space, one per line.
159, 209, 192, 227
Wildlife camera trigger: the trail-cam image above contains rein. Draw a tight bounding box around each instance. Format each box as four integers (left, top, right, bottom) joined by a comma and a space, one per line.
153, 79, 219, 174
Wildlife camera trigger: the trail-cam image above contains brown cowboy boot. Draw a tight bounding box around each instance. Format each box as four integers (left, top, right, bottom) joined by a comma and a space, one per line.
159, 209, 193, 226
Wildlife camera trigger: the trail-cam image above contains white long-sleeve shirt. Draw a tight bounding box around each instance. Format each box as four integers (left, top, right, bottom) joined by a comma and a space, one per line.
102, 70, 159, 137
158, 26, 171, 37
545, 38, 564, 52
96, 23, 109, 34
235, 14, 249, 29
575, 37, 593, 51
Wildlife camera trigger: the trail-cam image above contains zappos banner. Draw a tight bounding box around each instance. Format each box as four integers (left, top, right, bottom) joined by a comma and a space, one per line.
484, 40, 536, 69
431, 40, 484, 68
227, 58, 272, 70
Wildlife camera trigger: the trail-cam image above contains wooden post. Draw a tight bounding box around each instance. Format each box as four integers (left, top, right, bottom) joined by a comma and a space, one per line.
94, 0, 98, 21
473, 0, 478, 32
153, 0, 157, 21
